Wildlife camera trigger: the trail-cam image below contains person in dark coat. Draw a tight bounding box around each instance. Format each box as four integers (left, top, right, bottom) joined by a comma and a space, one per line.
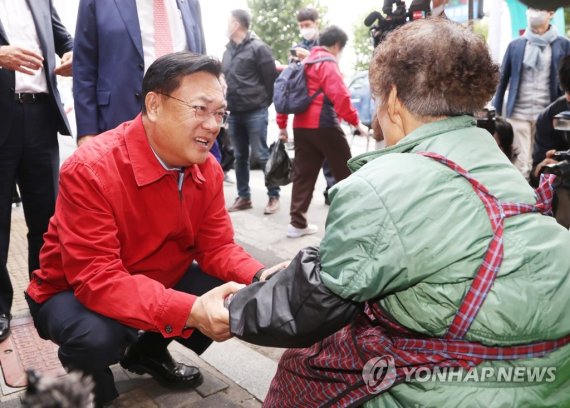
0, 0, 73, 343
222, 9, 280, 215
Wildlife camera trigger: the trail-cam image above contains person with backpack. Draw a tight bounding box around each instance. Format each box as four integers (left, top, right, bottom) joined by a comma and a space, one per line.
290, 7, 337, 206
276, 25, 368, 238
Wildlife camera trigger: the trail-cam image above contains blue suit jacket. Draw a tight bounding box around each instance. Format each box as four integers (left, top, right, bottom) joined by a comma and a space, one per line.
493, 36, 570, 118
73, 0, 206, 138
0, 0, 73, 138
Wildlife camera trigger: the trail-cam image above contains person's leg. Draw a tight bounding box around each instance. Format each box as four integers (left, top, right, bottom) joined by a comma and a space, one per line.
290, 129, 325, 229
17, 101, 59, 276
508, 117, 533, 180
0, 104, 24, 334
26, 292, 138, 405
120, 265, 220, 391
322, 161, 336, 189
246, 108, 280, 198
314, 127, 352, 183
130, 262, 224, 356
228, 113, 251, 200
174, 263, 225, 353
321, 160, 336, 205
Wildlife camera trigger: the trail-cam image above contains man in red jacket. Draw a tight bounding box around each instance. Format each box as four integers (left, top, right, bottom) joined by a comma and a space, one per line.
277, 26, 368, 238
25, 52, 282, 406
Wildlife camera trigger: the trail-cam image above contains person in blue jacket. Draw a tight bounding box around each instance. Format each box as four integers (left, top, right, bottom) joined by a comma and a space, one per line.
73, 0, 206, 147
493, 7, 570, 180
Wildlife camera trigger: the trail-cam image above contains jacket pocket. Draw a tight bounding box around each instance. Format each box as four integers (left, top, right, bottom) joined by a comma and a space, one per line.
96, 90, 111, 106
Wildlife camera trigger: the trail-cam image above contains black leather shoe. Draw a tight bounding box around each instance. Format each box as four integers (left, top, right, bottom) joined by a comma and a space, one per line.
120, 347, 203, 389
0, 313, 11, 342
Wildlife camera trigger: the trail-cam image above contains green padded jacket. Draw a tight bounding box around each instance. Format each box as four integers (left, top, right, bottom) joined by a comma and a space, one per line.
319, 116, 570, 408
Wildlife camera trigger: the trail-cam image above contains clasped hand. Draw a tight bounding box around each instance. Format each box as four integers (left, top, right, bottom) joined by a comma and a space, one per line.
185, 261, 290, 342
185, 282, 245, 342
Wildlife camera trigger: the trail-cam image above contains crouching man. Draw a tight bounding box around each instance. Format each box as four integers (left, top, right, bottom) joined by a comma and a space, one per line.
25, 52, 280, 406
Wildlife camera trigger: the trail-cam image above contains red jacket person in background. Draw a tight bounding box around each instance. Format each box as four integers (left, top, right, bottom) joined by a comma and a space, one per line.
25, 52, 283, 407
277, 25, 368, 239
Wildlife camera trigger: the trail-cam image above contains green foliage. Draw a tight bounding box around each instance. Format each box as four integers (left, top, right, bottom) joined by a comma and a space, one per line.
472, 18, 489, 40
352, 11, 375, 73
247, 0, 328, 64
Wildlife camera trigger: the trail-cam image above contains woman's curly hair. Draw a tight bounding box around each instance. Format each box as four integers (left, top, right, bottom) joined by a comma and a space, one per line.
369, 18, 499, 117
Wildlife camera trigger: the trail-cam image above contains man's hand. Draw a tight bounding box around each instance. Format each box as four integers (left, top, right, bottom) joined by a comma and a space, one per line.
77, 135, 96, 147
259, 260, 290, 281
278, 128, 289, 142
293, 47, 310, 61
185, 282, 245, 341
534, 149, 558, 178
54, 51, 73, 76
355, 122, 369, 137
0, 45, 43, 75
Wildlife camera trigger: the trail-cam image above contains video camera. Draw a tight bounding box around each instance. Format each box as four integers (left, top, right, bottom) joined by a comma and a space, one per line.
540, 111, 570, 188
364, 0, 431, 48
538, 111, 570, 228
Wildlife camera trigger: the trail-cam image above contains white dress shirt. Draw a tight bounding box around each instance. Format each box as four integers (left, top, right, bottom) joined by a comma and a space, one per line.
0, 0, 49, 93
136, 0, 188, 73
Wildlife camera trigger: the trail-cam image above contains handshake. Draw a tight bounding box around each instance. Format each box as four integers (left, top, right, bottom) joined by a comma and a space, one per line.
184, 261, 290, 342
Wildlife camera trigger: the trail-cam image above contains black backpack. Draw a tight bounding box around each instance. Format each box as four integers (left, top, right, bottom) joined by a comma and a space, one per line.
273, 56, 336, 114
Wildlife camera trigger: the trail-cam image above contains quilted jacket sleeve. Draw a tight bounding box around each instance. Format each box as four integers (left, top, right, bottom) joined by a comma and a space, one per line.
228, 246, 362, 348
319, 173, 410, 301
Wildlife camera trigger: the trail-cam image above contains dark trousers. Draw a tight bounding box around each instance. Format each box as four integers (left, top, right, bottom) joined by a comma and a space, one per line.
290, 127, 352, 228
26, 263, 223, 404
228, 108, 280, 199
0, 99, 59, 315
322, 160, 336, 191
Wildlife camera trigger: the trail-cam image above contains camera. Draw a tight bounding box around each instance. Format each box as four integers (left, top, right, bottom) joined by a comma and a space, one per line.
540, 149, 570, 187
474, 107, 496, 134
540, 111, 570, 187
364, 0, 431, 48
552, 110, 570, 133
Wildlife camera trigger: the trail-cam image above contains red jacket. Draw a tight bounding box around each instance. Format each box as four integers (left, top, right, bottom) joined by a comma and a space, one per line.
276, 46, 360, 130
27, 115, 263, 339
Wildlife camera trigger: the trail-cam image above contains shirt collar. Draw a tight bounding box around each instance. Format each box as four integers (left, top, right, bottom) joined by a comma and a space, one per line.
125, 114, 206, 187
150, 145, 183, 172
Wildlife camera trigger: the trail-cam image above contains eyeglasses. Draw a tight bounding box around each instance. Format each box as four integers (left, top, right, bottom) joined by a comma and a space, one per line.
157, 92, 230, 125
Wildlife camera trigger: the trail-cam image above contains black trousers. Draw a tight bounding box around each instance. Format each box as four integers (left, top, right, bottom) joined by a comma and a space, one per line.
26, 263, 223, 404
0, 98, 59, 315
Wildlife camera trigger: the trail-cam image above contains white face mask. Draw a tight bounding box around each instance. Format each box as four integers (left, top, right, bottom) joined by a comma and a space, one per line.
300, 27, 317, 41
226, 20, 237, 40
226, 26, 234, 40
527, 9, 550, 29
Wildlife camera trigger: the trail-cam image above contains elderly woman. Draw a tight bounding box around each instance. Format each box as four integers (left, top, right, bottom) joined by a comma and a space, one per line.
229, 18, 570, 407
